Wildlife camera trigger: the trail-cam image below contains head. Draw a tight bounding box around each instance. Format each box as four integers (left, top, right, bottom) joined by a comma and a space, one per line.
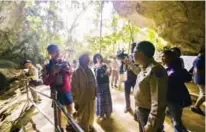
79, 53, 90, 67
47, 44, 60, 60
24, 60, 32, 68
171, 47, 181, 57
93, 53, 103, 64
134, 41, 155, 65
161, 49, 176, 67
199, 46, 205, 56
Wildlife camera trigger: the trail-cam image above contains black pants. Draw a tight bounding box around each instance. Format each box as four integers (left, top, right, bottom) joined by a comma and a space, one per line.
124, 80, 136, 109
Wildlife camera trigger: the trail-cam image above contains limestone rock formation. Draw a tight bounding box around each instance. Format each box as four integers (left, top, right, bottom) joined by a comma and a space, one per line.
113, 1, 205, 54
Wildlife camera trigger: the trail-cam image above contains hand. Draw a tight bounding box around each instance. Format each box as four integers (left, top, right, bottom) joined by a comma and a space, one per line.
144, 125, 149, 132
123, 57, 130, 65
106, 68, 111, 76
52, 66, 61, 74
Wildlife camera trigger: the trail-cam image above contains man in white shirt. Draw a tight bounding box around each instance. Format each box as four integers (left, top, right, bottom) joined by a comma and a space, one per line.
24, 60, 41, 103
124, 41, 168, 132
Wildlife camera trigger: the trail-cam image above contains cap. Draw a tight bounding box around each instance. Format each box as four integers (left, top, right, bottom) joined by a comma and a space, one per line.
47, 44, 59, 53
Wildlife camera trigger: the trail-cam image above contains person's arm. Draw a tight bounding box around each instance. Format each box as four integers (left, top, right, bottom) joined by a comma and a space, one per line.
189, 66, 194, 74
42, 65, 56, 85
105, 65, 111, 76
27, 67, 38, 80
123, 58, 140, 75
194, 59, 203, 75
43, 73, 55, 85
127, 61, 140, 75
62, 73, 71, 91
71, 71, 79, 103
145, 67, 168, 132
182, 69, 192, 82
62, 63, 72, 76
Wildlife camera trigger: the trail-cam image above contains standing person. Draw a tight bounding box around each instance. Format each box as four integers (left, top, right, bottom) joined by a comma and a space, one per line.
24, 60, 41, 103
42, 44, 73, 131
71, 53, 96, 132
111, 57, 119, 88
171, 47, 185, 68
124, 42, 137, 113
191, 47, 205, 115
118, 60, 125, 89
93, 54, 113, 121
124, 55, 137, 113
124, 41, 168, 132
162, 50, 191, 132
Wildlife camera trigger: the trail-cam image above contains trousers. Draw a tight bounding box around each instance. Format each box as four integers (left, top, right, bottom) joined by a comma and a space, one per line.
136, 107, 164, 132
124, 80, 136, 109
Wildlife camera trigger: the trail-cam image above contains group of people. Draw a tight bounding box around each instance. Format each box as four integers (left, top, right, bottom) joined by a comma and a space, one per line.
40, 44, 113, 132
23, 41, 205, 132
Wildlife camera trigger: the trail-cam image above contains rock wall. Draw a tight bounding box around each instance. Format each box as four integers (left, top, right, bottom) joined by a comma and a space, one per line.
113, 1, 205, 54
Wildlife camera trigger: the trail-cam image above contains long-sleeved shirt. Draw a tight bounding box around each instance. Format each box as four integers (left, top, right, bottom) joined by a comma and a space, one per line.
28, 65, 39, 81
71, 66, 96, 106
128, 59, 168, 131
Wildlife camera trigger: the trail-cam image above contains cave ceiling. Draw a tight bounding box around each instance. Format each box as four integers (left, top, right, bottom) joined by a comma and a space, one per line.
113, 1, 205, 53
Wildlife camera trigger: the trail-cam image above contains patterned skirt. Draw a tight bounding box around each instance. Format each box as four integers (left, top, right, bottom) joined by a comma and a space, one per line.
96, 83, 113, 117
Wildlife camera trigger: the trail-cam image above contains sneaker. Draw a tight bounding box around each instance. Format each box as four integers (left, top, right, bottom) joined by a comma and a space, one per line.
191, 106, 205, 116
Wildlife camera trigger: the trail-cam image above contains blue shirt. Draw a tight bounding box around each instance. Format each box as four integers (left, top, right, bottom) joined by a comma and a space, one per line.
193, 55, 205, 85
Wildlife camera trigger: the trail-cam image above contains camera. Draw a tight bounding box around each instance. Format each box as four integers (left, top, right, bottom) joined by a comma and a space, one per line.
116, 50, 128, 61
55, 62, 68, 69
116, 43, 137, 61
